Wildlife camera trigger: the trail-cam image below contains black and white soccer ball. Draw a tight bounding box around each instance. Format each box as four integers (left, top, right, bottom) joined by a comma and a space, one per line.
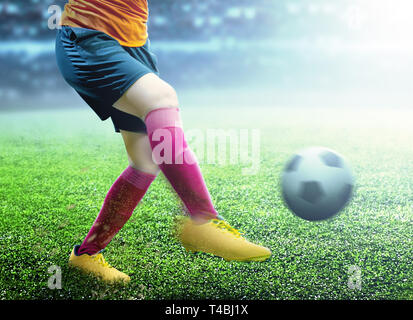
281, 147, 354, 221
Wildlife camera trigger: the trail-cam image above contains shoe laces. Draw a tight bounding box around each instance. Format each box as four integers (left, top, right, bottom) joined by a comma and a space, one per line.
92, 253, 111, 268
211, 219, 245, 239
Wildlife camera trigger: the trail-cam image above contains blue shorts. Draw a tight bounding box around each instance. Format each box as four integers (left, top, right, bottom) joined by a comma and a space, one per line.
55, 26, 160, 133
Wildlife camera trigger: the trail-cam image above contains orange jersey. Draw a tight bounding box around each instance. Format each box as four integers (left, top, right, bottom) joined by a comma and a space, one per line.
60, 0, 149, 47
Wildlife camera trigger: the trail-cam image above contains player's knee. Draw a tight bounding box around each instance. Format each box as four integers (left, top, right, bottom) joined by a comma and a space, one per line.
129, 158, 160, 176
150, 84, 179, 111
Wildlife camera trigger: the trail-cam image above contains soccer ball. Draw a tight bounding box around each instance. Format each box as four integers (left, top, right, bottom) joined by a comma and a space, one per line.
281, 147, 354, 221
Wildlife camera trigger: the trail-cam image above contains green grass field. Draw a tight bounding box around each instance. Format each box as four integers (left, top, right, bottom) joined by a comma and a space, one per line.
0, 104, 412, 300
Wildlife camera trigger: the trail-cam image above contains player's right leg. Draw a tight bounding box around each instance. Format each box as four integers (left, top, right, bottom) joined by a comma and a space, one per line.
68, 132, 159, 283
112, 73, 272, 262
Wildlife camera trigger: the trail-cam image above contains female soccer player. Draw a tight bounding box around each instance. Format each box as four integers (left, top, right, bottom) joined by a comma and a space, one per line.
56, 0, 271, 283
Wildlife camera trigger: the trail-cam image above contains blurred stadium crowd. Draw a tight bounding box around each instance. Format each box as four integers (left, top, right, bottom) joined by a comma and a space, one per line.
1, 0, 409, 107
0, 0, 347, 41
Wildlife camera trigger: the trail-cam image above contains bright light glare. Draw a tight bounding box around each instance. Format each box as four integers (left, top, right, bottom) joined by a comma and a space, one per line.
352, 0, 413, 49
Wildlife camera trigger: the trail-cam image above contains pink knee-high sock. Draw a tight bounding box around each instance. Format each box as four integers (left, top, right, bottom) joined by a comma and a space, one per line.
78, 166, 156, 255
145, 107, 218, 220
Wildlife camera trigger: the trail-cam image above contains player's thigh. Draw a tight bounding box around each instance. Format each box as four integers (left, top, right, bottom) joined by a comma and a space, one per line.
120, 130, 160, 175
113, 73, 179, 120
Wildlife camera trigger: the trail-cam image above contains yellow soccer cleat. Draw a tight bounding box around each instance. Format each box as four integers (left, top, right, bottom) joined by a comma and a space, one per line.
68, 245, 130, 284
175, 217, 271, 262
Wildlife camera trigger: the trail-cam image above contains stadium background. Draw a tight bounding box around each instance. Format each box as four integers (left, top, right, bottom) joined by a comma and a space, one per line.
1, 0, 412, 110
